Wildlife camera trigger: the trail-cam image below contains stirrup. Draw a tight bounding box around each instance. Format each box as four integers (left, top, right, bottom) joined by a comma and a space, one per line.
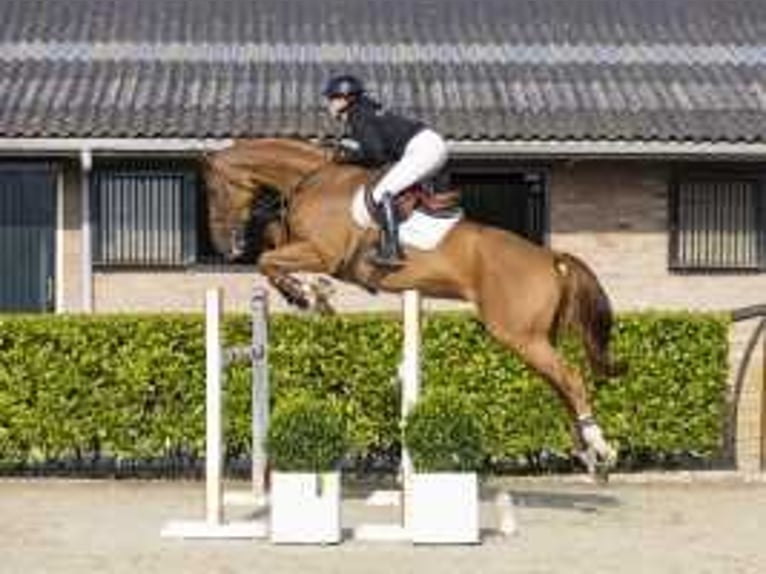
367, 249, 405, 269
367, 234, 405, 268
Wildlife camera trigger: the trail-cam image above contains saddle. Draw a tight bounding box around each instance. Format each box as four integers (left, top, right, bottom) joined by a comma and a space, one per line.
363, 170, 462, 224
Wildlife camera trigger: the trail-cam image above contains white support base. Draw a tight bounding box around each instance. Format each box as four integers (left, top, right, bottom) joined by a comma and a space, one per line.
160, 519, 268, 539
495, 491, 518, 536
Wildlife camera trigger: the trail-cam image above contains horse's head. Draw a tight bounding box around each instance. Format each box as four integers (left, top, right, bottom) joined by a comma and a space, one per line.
202, 138, 339, 259
202, 149, 268, 261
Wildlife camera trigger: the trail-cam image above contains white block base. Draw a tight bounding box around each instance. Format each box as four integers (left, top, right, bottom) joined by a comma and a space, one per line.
270, 472, 341, 545
160, 519, 268, 539
410, 473, 480, 544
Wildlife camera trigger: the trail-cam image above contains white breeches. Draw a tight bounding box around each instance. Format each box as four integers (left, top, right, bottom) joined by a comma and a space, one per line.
370, 129, 448, 203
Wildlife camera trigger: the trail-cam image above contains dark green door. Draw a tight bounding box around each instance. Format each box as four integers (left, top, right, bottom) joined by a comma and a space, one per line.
453, 169, 548, 244
0, 164, 57, 312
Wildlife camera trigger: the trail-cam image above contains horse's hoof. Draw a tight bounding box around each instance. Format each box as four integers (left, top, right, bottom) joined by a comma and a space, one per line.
308, 279, 337, 315
574, 449, 597, 476
317, 302, 336, 315
594, 448, 617, 484
575, 448, 614, 484
287, 293, 310, 309
594, 461, 611, 485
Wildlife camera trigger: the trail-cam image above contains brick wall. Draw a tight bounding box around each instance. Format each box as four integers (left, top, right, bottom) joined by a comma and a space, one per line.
549, 160, 766, 312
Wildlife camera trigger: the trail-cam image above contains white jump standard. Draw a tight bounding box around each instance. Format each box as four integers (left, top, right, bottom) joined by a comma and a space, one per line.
161, 287, 269, 539
354, 289, 516, 543
354, 289, 425, 541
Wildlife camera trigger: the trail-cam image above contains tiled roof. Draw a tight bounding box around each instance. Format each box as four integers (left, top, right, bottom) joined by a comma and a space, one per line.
1, 0, 765, 142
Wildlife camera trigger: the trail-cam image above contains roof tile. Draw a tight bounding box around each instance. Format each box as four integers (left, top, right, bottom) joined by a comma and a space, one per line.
0, 0, 764, 141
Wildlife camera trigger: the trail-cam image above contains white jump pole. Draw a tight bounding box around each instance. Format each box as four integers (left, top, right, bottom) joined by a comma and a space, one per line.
220, 288, 270, 507
161, 287, 267, 539
355, 289, 421, 541
401, 289, 421, 533
250, 288, 269, 504
205, 287, 224, 526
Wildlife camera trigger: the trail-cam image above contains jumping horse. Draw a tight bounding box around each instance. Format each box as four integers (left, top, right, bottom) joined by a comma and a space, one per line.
202, 137, 626, 477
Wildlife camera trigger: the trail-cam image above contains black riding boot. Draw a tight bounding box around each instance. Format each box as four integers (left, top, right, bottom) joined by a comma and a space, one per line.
370, 192, 405, 269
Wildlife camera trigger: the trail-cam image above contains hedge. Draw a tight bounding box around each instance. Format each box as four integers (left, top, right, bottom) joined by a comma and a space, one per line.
403, 387, 485, 473
266, 392, 348, 472
0, 311, 729, 471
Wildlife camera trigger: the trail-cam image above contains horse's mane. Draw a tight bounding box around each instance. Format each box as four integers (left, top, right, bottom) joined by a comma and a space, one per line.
230, 137, 327, 163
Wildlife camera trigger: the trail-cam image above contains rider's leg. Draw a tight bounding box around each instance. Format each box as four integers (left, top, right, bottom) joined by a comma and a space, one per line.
370, 190, 405, 268
369, 129, 448, 266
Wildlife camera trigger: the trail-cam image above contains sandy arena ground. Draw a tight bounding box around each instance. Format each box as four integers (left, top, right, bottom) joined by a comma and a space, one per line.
1, 474, 765, 574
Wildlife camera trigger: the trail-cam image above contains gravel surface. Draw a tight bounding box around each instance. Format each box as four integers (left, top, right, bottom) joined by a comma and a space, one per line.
1, 475, 765, 574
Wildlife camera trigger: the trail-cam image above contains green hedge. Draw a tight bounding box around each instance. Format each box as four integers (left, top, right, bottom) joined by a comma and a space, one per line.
266, 392, 348, 472
403, 388, 485, 472
0, 311, 729, 470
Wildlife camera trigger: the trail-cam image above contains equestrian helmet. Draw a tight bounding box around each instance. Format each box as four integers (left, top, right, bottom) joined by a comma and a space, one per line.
322, 74, 365, 98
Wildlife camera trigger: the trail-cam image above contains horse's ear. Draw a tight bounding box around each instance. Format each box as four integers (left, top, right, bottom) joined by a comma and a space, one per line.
201, 151, 224, 180
200, 153, 220, 196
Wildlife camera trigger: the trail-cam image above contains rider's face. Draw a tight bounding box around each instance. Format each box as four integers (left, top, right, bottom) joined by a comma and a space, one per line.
327, 96, 350, 119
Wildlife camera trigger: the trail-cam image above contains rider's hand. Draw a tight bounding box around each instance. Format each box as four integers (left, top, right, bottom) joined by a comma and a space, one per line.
332, 138, 360, 163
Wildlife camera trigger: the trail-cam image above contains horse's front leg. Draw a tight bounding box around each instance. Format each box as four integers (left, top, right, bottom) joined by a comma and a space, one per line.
258, 241, 333, 312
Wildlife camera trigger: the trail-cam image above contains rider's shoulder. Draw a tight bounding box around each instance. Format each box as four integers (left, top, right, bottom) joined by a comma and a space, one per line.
356, 96, 384, 115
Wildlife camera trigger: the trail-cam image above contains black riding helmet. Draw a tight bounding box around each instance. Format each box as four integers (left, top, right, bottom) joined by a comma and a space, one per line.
322, 74, 365, 98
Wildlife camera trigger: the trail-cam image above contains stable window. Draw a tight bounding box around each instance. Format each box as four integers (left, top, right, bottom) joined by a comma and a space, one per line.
91, 163, 197, 267
450, 166, 547, 244
669, 174, 765, 271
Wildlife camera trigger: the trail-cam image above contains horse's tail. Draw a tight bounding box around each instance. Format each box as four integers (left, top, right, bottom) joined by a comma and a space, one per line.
553, 253, 627, 380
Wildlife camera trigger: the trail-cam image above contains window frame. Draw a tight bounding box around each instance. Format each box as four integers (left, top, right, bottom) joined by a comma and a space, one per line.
90, 159, 199, 270
668, 165, 766, 273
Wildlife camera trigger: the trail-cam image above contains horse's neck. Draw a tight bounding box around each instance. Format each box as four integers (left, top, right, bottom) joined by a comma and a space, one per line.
235, 138, 369, 203
245, 140, 327, 193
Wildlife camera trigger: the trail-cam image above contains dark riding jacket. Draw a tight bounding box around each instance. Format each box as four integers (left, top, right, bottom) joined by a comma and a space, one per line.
339, 97, 424, 167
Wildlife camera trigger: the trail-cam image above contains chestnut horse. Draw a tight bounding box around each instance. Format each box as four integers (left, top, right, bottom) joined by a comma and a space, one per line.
203, 138, 625, 476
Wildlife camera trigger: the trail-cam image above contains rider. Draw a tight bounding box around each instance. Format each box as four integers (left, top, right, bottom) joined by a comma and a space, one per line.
322, 74, 449, 268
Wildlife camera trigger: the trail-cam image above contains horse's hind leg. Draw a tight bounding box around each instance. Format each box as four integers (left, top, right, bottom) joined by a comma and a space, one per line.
523, 339, 616, 476
488, 325, 616, 476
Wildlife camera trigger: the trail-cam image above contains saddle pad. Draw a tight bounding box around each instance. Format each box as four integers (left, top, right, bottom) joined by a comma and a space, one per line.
351, 186, 462, 251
